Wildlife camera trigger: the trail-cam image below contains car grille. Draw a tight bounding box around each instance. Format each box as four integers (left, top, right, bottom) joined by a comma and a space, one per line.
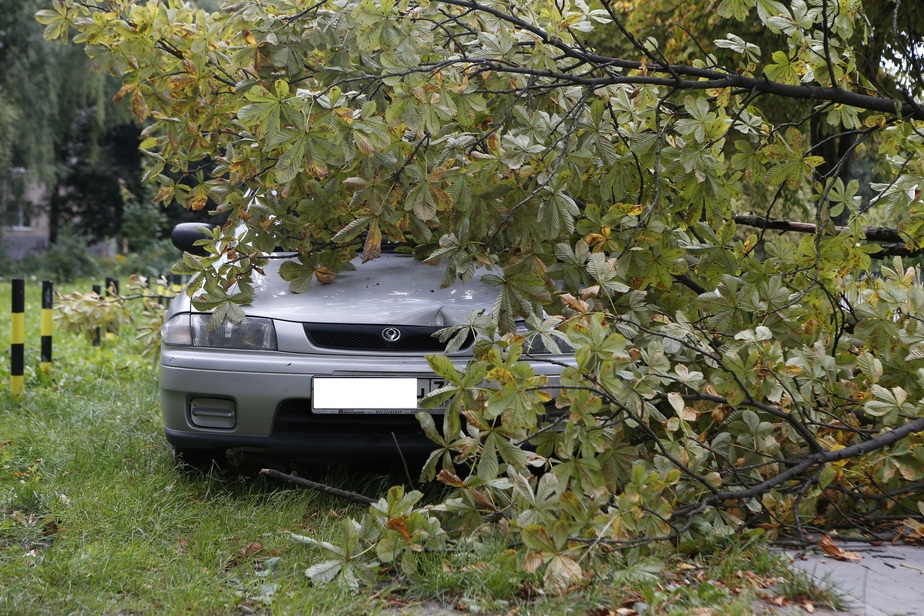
303, 323, 474, 352
273, 400, 428, 436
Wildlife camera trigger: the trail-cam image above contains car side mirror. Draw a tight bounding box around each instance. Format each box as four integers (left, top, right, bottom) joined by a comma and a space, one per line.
171, 223, 215, 256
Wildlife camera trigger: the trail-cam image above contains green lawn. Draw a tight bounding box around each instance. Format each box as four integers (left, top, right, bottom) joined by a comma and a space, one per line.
0, 277, 841, 615
0, 278, 373, 613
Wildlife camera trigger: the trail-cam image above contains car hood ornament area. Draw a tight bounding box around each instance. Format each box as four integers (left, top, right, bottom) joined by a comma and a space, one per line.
382, 327, 402, 342
246, 252, 497, 325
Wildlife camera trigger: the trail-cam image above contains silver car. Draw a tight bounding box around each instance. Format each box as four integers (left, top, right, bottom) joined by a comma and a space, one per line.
160, 225, 571, 467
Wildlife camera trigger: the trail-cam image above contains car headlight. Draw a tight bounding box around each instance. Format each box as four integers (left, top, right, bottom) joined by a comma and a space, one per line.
162, 313, 277, 350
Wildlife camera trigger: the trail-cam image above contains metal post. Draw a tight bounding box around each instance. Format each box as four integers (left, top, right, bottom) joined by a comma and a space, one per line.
92, 284, 101, 348
40, 281, 53, 376
11, 279, 25, 395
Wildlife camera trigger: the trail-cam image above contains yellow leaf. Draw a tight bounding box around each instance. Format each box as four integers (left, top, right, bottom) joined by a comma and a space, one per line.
168, 74, 197, 91
112, 83, 136, 104
903, 517, 924, 538
131, 88, 149, 123
154, 185, 174, 204
314, 266, 336, 285
612, 202, 643, 216
362, 220, 382, 263
187, 191, 207, 211
486, 133, 500, 155
182, 58, 198, 78
333, 108, 355, 124
585, 233, 607, 247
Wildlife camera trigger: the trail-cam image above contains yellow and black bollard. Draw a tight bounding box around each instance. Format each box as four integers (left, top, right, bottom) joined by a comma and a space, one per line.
92, 284, 101, 348
41, 281, 53, 376
11, 278, 25, 395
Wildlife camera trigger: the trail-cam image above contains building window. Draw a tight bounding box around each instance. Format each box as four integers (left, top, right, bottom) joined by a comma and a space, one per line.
2, 167, 31, 230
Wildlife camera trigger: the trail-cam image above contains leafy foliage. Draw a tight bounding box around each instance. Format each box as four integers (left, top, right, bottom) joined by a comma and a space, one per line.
54, 274, 171, 354
41, 0, 924, 590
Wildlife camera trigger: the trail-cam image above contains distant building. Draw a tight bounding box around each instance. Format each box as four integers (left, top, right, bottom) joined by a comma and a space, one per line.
1, 167, 50, 259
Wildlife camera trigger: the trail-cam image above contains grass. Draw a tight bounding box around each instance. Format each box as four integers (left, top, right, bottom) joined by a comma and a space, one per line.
0, 276, 845, 614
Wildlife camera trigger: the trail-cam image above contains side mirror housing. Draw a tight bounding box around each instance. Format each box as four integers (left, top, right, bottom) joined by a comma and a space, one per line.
171, 223, 215, 256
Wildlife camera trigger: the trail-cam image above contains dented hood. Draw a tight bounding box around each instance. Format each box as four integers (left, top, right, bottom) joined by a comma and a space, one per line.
245, 252, 497, 326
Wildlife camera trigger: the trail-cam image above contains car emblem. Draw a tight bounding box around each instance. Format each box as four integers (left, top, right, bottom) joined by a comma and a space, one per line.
382, 327, 402, 342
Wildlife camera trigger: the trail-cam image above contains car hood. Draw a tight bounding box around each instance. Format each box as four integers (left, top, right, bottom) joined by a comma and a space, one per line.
245, 252, 497, 326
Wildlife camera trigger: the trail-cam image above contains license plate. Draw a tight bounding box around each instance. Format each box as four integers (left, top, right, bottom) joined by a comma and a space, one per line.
312, 377, 447, 414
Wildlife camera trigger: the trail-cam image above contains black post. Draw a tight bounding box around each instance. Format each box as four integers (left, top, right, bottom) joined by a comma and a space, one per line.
11, 279, 25, 394
92, 284, 101, 348
41, 281, 53, 375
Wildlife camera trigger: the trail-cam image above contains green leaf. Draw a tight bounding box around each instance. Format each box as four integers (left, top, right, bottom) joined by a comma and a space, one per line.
305, 560, 342, 584
763, 51, 800, 85
477, 433, 500, 481
35, 7, 70, 41
717, 0, 755, 21
521, 524, 557, 552
857, 352, 883, 384
275, 135, 307, 185
426, 354, 463, 384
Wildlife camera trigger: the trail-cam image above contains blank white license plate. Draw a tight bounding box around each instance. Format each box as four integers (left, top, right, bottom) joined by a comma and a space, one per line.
311, 377, 447, 414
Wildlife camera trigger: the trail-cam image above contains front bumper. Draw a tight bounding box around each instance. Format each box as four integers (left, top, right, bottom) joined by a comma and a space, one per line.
160, 346, 569, 458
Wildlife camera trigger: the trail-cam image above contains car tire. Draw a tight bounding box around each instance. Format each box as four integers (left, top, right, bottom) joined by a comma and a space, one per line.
171, 445, 229, 473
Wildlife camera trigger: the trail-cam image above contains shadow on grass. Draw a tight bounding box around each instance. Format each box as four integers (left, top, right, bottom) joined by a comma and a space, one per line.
173, 447, 430, 505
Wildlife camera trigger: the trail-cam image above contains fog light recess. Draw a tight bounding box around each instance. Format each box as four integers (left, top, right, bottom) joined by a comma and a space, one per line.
189, 398, 236, 429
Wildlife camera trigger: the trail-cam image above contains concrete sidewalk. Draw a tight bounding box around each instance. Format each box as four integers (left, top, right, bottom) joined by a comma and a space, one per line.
789, 543, 924, 616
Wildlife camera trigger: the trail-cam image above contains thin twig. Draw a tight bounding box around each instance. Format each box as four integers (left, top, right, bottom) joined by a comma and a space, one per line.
260, 469, 376, 506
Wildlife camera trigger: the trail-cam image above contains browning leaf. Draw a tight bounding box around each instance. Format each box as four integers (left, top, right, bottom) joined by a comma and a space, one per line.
818, 535, 861, 562
436, 469, 465, 487
131, 88, 150, 123
386, 518, 411, 543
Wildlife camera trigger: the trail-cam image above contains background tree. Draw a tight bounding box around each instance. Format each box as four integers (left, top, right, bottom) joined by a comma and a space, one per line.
0, 0, 220, 244
41, 0, 924, 589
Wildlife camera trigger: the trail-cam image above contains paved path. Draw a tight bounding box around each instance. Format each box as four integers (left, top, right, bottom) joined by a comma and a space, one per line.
790, 543, 924, 616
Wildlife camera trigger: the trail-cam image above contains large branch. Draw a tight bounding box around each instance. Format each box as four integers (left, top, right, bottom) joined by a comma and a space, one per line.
673, 417, 924, 518
734, 214, 904, 242
435, 0, 924, 120
733, 214, 921, 257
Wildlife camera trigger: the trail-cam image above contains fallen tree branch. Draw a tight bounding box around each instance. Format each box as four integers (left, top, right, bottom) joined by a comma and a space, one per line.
733, 214, 905, 243
260, 468, 376, 506
733, 215, 923, 257
435, 0, 924, 120
673, 417, 924, 518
